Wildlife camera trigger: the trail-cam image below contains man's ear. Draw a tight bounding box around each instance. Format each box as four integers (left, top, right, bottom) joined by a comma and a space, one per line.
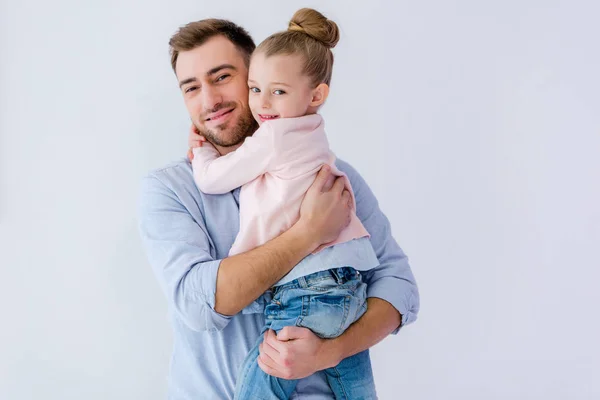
309, 83, 330, 107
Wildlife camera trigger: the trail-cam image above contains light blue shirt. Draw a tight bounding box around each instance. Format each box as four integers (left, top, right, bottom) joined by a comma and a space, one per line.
137, 157, 419, 399
275, 236, 379, 286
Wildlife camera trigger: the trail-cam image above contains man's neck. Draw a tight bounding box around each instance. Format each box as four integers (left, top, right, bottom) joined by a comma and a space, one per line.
215, 142, 243, 156
214, 126, 258, 156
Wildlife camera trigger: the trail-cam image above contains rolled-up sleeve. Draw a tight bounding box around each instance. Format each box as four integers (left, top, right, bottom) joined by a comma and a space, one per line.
338, 160, 420, 333
137, 175, 232, 332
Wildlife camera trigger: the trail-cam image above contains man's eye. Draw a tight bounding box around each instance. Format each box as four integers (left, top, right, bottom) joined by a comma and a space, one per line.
216, 74, 230, 82
250, 87, 261, 93
185, 86, 198, 93
273, 89, 286, 95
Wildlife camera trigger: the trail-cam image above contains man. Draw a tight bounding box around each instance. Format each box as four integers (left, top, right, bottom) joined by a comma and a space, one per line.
138, 18, 419, 399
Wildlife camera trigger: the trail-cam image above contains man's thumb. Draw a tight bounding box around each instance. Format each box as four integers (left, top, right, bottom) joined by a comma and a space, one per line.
309, 165, 331, 193
276, 326, 306, 341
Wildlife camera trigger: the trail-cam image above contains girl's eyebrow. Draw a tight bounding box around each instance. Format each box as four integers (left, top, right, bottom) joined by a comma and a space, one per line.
271, 82, 292, 87
247, 79, 292, 88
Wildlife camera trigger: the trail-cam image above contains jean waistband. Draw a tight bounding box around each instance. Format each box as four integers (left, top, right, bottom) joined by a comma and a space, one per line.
273, 266, 359, 293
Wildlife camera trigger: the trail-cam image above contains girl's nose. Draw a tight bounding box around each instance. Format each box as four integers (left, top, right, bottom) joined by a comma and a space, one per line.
260, 94, 270, 109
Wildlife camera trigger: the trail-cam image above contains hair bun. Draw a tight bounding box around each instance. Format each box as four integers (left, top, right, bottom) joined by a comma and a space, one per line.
288, 8, 339, 49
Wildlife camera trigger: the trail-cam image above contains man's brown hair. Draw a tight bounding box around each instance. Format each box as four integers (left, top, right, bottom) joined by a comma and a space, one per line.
169, 19, 256, 73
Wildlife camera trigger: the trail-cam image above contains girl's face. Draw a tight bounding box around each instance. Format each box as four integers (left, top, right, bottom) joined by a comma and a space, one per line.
247, 52, 316, 125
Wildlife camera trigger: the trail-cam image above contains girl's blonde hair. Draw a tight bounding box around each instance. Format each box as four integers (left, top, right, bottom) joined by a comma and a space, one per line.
256, 8, 340, 87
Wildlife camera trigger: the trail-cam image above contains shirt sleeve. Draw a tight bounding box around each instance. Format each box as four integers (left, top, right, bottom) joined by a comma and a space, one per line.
191, 125, 275, 194
137, 174, 232, 332
337, 159, 420, 333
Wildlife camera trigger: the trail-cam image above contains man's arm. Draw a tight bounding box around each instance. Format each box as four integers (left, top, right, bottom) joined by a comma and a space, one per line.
214, 165, 352, 315
257, 159, 420, 377
138, 173, 229, 332
138, 164, 353, 330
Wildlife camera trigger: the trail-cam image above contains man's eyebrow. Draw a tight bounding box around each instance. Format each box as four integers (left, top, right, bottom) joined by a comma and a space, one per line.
207, 64, 237, 76
178, 77, 197, 88
178, 65, 237, 88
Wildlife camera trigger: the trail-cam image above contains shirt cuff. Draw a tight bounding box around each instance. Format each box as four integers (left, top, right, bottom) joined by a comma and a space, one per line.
366, 278, 419, 335
198, 259, 233, 332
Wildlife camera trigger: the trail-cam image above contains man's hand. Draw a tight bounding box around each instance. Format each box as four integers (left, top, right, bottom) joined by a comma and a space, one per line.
257, 327, 342, 380
297, 165, 352, 249
187, 124, 206, 161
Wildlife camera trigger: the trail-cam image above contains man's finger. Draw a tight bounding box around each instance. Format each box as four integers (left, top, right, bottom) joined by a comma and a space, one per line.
259, 342, 279, 367
276, 326, 308, 341
261, 336, 283, 364
258, 342, 285, 377
258, 355, 283, 378
264, 329, 286, 352
187, 148, 194, 161
308, 165, 331, 193
330, 175, 346, 194
341, 189, 352, 208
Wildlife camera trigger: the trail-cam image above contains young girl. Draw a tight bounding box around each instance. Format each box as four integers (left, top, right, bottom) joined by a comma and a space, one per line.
190, 8, 378, 400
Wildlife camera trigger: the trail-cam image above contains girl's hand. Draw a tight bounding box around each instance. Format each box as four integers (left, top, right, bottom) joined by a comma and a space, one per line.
187, 125, 207, 161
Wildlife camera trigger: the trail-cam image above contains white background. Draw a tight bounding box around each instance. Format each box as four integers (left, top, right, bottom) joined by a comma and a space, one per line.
1, 1, 599, 399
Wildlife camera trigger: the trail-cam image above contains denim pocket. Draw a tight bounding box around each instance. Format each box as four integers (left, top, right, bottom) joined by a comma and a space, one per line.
297, 293, 351, 338
298, 279, 367, 339
264, 289, 304, 331
268, 270, 368, 338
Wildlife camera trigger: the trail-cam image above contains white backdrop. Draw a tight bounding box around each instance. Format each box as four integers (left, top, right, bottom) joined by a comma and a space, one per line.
1, 1, 599, 399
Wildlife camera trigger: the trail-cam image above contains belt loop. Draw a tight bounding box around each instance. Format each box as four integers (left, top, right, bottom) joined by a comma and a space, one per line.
328, 269, 340, 284
298, 275, 307, 288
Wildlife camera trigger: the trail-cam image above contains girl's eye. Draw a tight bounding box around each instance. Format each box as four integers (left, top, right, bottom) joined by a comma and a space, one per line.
250, 87, 261, 93
273, 90, 286, 95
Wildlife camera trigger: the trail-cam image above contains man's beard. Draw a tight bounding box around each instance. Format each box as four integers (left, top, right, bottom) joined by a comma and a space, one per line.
196, 102, 258, 148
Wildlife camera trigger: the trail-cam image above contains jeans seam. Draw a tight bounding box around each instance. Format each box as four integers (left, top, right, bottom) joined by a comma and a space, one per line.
337, 295, 351, 336
331, 366, 349, 400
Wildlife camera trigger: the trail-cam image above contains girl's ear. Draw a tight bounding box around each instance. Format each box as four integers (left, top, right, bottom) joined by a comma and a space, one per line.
310, 83, 330, 107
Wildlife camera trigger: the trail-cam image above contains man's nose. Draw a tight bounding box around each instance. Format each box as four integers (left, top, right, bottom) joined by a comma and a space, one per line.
202, 85, 223, 110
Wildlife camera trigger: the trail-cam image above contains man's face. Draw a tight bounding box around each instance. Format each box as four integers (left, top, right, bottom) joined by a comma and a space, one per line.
176, 35, 257, 150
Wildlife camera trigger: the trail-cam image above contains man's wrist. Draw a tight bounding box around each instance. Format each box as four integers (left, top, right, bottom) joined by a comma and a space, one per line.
289, 219, 320, 254
320, 336, 345, 370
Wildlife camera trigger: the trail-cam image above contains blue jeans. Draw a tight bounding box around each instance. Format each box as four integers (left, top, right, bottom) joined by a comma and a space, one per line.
234, 267, 377, 400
